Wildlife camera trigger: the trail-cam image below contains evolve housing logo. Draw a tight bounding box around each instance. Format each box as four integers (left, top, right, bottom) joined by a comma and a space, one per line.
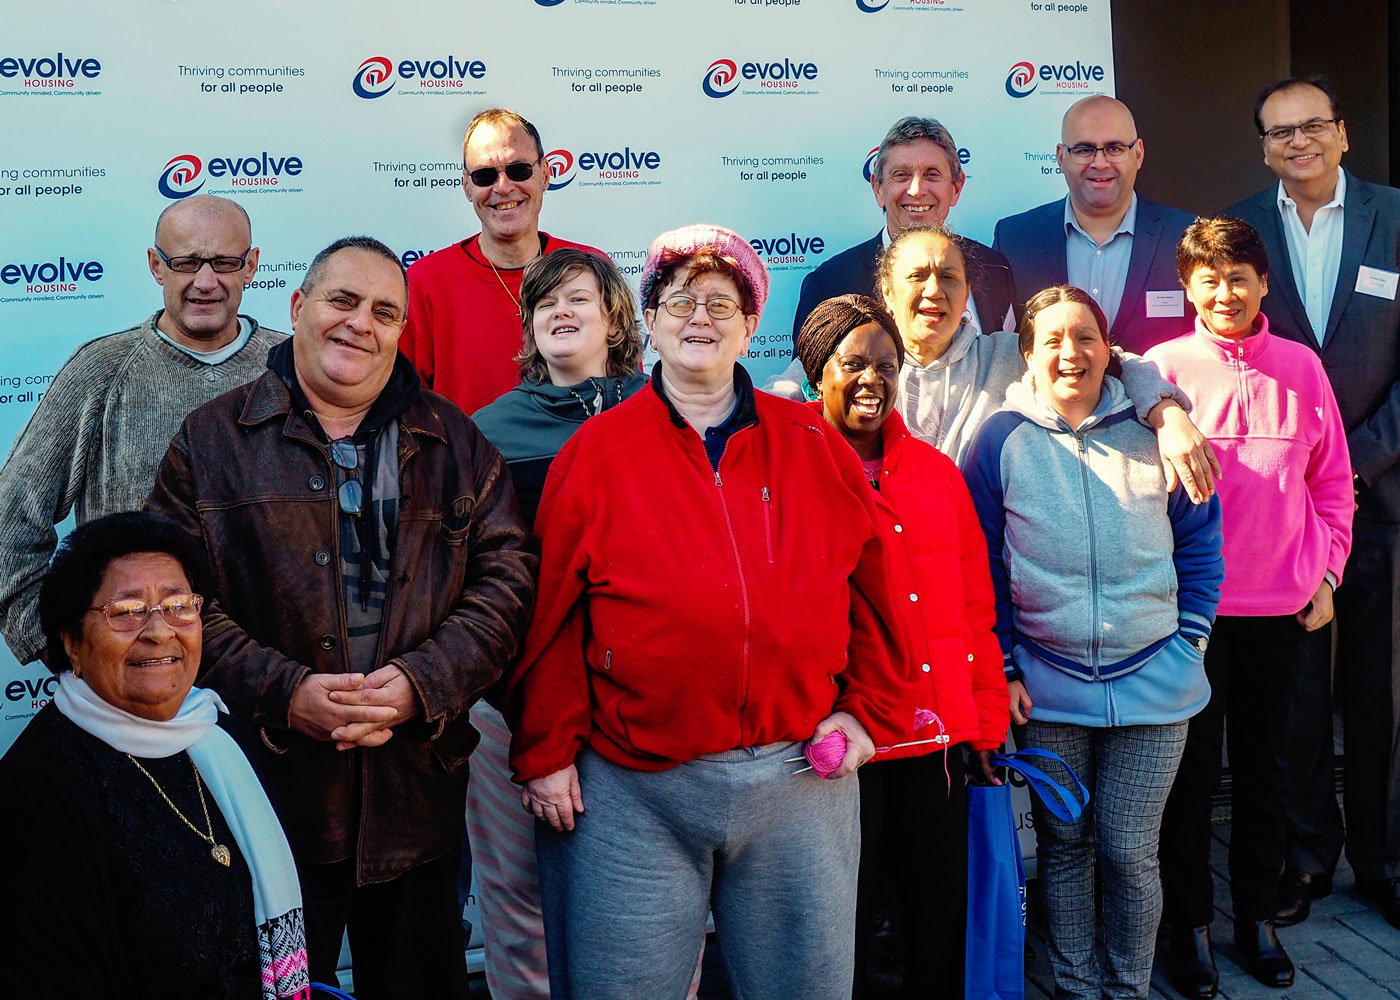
0, 51, 101, 95
1006, 59, 1105, 98
0, 254, 104, 301
702, 57, 818, 98
856, 0, 964, 11
545, 146, 661, 189
863, 148, 880, 182
157, 152, 305, 200
748, 232, 825, 267
351, 54, 486, 98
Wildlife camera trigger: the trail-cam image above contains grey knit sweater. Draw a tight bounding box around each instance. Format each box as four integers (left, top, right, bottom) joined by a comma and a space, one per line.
0, 312, 287, 663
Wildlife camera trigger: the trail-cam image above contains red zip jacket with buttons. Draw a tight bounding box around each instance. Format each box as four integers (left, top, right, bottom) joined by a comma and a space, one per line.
506, 372, 906, 782
817, 405, 1007, 758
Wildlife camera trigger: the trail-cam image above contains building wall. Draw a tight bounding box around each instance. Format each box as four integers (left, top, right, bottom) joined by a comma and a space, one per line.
1112, 0, 1292, 215
1291, 0, 1391, 187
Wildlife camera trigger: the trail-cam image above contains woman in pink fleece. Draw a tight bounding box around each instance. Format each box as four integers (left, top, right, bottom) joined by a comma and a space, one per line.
1148, 216, 1353, 998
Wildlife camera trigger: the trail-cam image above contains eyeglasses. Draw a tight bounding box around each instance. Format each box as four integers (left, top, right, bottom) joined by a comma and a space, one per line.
1064, 142, 1137, 164
465, 160, 537, 188
153, 246, 252, 274
331, 439, 363, 516
1261, 119, 1340, 144
89, 594, 203, 632
661, 294, 742, 320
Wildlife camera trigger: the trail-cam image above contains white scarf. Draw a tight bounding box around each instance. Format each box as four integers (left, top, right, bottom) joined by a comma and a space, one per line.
55, 673, 311, 999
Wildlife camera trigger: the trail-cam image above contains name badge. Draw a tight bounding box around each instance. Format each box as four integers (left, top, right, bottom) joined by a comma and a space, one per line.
1355, 265, 1399, 300
1145, 290, 1184, 318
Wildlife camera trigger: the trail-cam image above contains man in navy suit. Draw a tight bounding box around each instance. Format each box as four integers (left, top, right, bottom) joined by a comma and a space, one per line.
992, 96, 1194, 356
1229, 77, 1400, 934
789, 116, 1015, 347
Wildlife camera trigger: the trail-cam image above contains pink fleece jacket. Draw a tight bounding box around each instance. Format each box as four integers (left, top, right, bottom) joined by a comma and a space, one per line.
1146, 315, 1353, 616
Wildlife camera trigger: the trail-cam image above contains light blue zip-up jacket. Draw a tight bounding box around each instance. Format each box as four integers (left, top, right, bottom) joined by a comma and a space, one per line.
963, 374, 1224, 726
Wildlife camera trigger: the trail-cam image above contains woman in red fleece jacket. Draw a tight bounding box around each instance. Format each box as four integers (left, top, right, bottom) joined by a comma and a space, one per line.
796, 293, 1008, 999
504, 226, 906, 1000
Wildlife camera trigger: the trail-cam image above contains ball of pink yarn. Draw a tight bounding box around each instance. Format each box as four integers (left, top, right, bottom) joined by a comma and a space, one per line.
804, 730, 848, 778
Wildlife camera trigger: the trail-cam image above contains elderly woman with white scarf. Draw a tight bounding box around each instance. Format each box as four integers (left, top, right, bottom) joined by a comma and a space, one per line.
0, 511, 309, 1000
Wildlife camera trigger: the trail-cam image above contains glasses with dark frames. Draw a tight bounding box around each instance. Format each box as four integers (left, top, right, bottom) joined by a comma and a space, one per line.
1064, 142, 1136, 164
1261, 119, 1339, 144
153, 246, 252, 274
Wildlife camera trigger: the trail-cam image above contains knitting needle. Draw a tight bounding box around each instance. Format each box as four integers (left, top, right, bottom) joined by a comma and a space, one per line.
784, 734, 950, 763
788, 734, 953, 772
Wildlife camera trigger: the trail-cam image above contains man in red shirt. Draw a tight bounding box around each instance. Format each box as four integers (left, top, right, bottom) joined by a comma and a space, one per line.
399, 108, 601, 415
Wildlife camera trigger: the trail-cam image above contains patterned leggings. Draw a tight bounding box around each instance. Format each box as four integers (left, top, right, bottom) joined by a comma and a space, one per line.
1023, 720, 1188, 1000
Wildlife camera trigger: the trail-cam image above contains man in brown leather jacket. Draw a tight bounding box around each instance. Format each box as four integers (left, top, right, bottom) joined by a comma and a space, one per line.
148, 235, 537, 998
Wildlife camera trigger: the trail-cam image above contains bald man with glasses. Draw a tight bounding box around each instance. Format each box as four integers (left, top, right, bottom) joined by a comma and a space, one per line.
993, 95, 1195, 355
0, 194, 285, 667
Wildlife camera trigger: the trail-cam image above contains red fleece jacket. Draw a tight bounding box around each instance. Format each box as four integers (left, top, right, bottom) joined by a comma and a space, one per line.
850, 408, 1008, 756
400, 234, 600, 415
505, 380, 906, 781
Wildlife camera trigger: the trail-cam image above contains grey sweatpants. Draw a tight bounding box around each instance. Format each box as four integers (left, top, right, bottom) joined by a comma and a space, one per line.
535, 742, 860, 1000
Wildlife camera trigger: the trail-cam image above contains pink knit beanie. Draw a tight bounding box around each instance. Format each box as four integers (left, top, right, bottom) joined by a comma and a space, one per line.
638, 224, 770, 320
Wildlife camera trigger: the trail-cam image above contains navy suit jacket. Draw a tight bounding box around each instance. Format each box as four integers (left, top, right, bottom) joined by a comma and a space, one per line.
992, 195, 1195, 356
1229, 171, 1400, 520
790, 231, 1015, 347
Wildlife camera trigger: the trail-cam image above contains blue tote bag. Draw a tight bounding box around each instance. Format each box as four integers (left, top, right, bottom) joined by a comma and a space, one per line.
965, 748, 1089, 1000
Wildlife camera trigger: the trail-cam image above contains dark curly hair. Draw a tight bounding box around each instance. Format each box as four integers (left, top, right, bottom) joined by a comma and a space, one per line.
39, 511, 210, 675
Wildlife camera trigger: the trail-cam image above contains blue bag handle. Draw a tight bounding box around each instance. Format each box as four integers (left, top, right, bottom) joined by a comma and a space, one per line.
309, 985, 356, 999
992, 747, 1089, 823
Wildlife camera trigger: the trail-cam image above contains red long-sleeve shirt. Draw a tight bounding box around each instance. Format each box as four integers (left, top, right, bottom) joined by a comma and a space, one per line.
400, 234, 600, 415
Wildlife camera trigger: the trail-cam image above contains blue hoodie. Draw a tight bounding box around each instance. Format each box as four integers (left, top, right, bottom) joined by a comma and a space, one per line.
963, 373, 1223, 727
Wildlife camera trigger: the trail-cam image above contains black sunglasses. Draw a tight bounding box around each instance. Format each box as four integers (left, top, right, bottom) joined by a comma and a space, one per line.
465, 160, 537, 188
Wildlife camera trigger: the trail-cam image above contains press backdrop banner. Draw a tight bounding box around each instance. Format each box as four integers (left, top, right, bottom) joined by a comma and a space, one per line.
1, 0, 1114, 879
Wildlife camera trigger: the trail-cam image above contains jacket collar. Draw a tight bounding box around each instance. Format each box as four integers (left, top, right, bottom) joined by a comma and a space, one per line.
1190, 312, 1273, 362
241, 342, 444, 443
1257, 168, 1374, 347
648, 360, 759, 431
802, 399, 913, 471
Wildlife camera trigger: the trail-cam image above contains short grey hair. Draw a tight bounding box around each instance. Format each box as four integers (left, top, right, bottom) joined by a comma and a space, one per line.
873, 116, 963, 184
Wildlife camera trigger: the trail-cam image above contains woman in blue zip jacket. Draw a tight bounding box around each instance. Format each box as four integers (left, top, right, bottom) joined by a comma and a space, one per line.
964, 284, 1224, 1000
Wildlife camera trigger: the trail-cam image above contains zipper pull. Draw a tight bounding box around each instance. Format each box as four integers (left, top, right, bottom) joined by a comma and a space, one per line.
714, 471, 723, 488
762, 486, 770, 503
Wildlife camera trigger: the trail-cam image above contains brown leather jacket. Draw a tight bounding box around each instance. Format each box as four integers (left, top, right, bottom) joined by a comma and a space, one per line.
148, 369, 537, 884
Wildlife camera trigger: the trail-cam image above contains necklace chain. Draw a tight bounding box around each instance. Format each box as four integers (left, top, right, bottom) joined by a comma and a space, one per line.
478, 237, 540, 315
126, 752, 231, 867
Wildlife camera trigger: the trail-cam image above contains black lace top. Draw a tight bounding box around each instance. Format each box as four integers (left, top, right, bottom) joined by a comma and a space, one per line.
0, 703, 263, 999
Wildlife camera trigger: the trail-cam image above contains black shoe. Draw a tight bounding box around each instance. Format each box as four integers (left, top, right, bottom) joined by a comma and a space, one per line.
1275, 869, 1332, 927
1168, 925, 1218, 999
1234, 919, 1294, 988
1356, 876, 1400, 929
